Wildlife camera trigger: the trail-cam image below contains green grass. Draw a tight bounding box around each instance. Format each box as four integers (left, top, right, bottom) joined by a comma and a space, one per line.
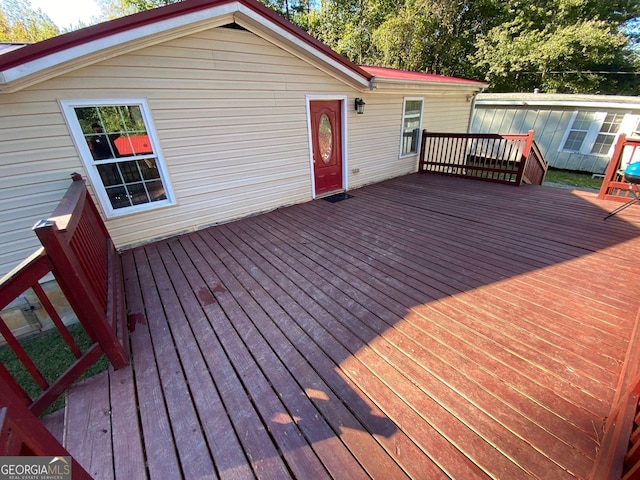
544, 168, 603, 190
0, 323, 109, 414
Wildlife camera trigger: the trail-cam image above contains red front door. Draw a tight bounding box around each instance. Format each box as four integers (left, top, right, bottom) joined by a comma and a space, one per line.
310, 100, 343, 196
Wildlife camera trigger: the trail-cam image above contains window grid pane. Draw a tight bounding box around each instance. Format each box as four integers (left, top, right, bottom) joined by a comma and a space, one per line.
563, 111, 593, 152
97, 159, 164, 209
564, 131, 587, 152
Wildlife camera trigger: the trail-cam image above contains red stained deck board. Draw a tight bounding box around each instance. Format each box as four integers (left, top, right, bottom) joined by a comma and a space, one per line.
208, 228, 508, 478
143, 243, 290, 479
262, 206, 613, 413
288, 195, 636, 338
122, 250, 182, 480
134, 247, 217, 479
232, 209, 598, 475
247, 209, 616, 425
244, 216, 594, 460
153, 240, 338, 480
172, 237, 401, 478
56, 174, 640, 479
108, 365, 147, 480
144, 243, 258, 478
272, 202, 632, 368
243, 212, 600, 429
180, 232, 442, 479
64, 371, 113, 479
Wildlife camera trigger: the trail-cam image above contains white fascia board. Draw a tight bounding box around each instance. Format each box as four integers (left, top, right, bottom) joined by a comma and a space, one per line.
372, 77, 487, 92
233, 5, 370, 89
475, 99, 640, 111
1, 3, 240, 85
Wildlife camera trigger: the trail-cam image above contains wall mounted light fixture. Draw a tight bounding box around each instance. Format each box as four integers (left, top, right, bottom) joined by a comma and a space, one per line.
354, 98, 366, 114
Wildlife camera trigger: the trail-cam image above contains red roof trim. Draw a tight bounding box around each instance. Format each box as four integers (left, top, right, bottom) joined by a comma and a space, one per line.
0, 0, 372, 81
0, 0, 486, 89
360, 65, 486, 86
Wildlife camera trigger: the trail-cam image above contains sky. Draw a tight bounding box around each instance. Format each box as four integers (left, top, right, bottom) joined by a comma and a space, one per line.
29, 0, 101, 29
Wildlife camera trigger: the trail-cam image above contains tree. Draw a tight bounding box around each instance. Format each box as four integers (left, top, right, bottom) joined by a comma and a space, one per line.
471, 0, 640, 93
306, 0, 403, 64
0, 0, 59, 43
372, 0, 500, 77
95, 0, 181, 19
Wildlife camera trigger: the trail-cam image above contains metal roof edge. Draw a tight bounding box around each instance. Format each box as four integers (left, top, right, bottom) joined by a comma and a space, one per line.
0, 0, 372, 91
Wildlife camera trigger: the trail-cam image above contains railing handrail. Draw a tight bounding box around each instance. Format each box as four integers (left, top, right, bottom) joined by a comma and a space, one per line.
422, 131, 533, 141
599, 134, 640, 202
0, 383, 92, 479
33, 176, 128, 371
0, 175, 128, 417
590, 373, 640, 479
418, 130, 547, 186
520, 140, 548, 185
0, 248, 50, 311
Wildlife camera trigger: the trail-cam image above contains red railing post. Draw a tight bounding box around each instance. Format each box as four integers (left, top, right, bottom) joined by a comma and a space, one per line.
515, 130, 535, 186
33, 178, 128, 370
599, 134, 628, 200
418, 129, 428, 172
0, 377, 93, 479
417, 131, 546, 185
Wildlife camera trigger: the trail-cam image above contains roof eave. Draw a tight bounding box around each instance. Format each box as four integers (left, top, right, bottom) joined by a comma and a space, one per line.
0, 0, 371, 93
475, 98, 640, 110
372, 77, 488, 93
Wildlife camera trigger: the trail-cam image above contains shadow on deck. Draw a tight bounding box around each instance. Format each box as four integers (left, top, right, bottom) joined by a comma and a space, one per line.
46, 174, 640, 479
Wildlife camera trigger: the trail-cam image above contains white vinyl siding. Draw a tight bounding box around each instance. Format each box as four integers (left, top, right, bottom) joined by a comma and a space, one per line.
0, 25, 476, 277
471, 98, 640, 173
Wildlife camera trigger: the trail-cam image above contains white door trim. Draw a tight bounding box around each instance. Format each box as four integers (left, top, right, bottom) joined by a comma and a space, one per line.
305, 94, 348, 198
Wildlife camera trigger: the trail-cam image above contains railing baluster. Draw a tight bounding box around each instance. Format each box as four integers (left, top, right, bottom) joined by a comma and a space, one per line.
418, 131, 547, 186
1, 175, 128, 420
600, 135, 640, 203
0, 315, 48, 390
31, 283, 82, 358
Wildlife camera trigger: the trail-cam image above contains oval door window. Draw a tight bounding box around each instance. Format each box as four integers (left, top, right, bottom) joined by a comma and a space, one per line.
318, 114, 333, 164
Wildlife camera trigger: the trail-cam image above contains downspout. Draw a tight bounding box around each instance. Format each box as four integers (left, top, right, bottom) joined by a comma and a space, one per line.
467, 86, 487, 133
369, 76, 377, 91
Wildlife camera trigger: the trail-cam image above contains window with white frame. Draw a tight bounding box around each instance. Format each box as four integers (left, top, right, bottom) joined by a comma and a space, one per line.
591, 113, 625, 155
62, 100, 174, 217
562, 111, 594, 152
401, 98, 423, 156
560, 110, 634, 156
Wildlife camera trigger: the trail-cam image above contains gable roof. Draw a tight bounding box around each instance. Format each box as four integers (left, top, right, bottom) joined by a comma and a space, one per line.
0, 0, 486, 93
0, 43, 28, 55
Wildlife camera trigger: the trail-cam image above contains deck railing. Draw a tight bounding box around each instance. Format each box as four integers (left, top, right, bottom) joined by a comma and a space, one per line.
590, 373, 640, 479
1, 400, 92, 478
418, 130, 548, 186
0, 174, 128, 418
598, 134, 640, 203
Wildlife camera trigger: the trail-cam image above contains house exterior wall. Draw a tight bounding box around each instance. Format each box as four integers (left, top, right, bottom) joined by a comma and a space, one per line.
0, 26, 474, 278
470, 94, 640, 174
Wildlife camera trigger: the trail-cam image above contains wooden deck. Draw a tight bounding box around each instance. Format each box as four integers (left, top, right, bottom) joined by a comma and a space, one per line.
45, 174, 640, 479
